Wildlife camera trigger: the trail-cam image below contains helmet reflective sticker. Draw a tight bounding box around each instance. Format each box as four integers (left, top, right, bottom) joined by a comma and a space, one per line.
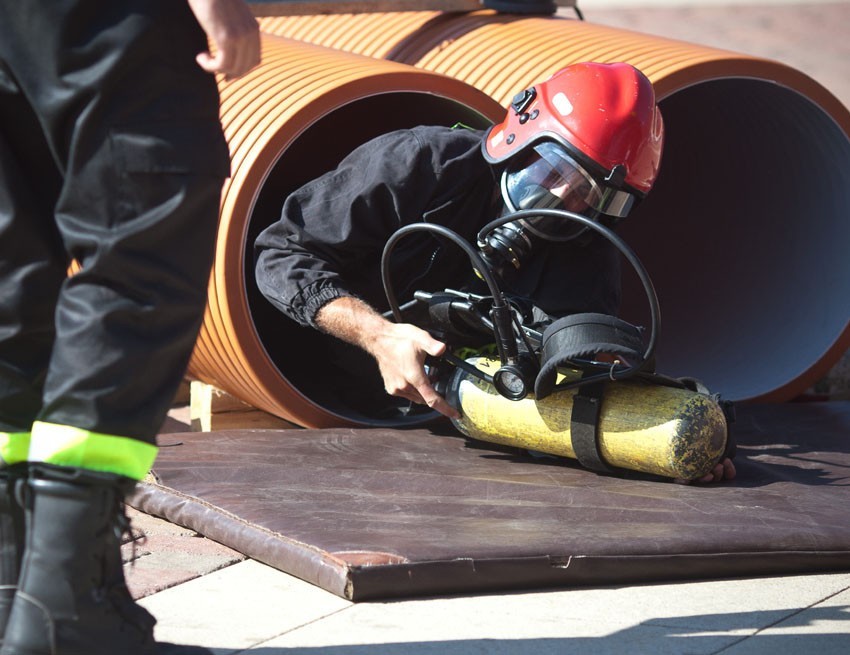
551, 91, 574, 117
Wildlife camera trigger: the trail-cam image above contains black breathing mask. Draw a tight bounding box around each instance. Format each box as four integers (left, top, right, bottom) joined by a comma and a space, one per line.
476, 214, 535, 280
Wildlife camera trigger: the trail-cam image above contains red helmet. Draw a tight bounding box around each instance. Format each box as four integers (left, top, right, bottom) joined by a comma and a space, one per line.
483, 62, 664, 212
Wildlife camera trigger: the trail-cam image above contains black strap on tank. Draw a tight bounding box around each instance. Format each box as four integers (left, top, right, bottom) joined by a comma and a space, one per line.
570, 379, 618, 474
569, 374, 737, 476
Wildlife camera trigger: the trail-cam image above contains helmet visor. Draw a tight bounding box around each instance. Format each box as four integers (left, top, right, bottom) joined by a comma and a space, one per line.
501, 141, 635, 241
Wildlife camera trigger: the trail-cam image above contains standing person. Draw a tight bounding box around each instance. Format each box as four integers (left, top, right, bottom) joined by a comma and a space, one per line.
255, 62, 735, 483
0, 1, 260, 653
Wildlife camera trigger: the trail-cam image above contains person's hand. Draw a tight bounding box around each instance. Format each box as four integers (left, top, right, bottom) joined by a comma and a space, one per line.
675, 457, 736, 485
370, 322, 460, 419
695, 456, 736, 483
315, 297, 460, 419
187, 0, 261, 80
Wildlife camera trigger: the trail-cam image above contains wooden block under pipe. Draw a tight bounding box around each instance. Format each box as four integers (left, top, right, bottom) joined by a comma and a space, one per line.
189, 381, 298, 432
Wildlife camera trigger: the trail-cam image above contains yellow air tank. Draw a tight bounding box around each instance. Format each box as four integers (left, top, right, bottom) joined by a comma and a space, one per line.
448, 357, 729, 480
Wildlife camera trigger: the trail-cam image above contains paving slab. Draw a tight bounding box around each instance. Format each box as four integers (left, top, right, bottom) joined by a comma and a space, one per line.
722, 586, 850, 654
124, 508, 246, 599
261, 574, 850, 652
138, 560, 351, 652
137, 559, 850, 654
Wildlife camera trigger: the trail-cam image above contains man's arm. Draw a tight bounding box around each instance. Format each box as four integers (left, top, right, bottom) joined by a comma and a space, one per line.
187, 0, 261, 80
316, 297, 460, 419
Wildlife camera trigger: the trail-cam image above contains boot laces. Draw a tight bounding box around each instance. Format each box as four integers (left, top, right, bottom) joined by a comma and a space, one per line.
115, 501, 148, 567
110, 500, 157, 642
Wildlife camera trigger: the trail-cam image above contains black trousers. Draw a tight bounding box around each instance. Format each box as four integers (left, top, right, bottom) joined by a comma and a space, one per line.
0, 0, 230, 444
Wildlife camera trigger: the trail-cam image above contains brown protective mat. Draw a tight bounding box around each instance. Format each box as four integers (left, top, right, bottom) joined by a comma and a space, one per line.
131, 402, 850, 601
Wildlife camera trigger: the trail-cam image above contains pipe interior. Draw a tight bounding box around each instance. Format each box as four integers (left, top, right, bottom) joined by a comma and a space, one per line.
246, 91, 494, 424
247, 79, 850, 424
618, 78, 850, 402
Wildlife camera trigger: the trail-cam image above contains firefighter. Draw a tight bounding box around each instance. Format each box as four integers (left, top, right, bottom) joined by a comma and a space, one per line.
0, 1, 259, 653
254, 62, 735, 483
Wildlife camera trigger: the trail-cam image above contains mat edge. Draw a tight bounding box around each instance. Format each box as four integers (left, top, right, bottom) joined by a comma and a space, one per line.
128, 482, 850, 603
129, 481, 355, 600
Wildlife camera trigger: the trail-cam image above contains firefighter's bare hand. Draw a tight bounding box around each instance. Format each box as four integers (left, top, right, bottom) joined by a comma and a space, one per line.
675, 457, 736, 485
188, 0, 261, 80
372, 323, 460, 419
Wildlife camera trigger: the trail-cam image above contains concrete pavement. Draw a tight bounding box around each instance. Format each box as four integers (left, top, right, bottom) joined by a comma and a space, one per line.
139, 560, 850, 653
129, 2, 850, 653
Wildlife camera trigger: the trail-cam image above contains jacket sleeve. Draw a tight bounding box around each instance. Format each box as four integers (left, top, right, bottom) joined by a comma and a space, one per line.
254, 129, 436, 328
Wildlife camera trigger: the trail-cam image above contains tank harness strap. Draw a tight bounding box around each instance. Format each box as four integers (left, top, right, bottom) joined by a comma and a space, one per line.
569, 374, 737, 476
429, 294, 457, 333
570, 380, 618, 474
720, 400, 737, 461
535, 312, 646, 400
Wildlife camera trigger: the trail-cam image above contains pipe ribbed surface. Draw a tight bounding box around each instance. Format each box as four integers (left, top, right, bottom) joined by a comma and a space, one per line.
259, 12, 443, 59
188, 33, 502, 428
259, 10, 850, 404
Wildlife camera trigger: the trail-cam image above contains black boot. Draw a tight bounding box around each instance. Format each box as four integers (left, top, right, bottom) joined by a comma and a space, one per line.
0, 466, 158, 655
0, 466, 25, 642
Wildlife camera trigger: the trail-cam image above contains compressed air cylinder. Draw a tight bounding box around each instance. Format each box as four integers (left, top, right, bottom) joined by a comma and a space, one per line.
447, 357, 729, 480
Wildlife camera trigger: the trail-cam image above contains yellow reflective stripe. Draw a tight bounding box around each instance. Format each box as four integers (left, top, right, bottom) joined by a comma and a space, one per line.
0, 431, 31, 466
29, 421, 158, 480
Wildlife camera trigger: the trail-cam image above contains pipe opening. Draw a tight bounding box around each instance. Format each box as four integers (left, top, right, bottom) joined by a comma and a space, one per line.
245, 91, 494, 425
619, 78, 850, 402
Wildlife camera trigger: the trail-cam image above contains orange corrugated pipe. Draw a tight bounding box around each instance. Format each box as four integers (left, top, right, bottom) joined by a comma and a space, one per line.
186, 33, 502, 428
256, 10, 850, 405
258, 10, 847, 125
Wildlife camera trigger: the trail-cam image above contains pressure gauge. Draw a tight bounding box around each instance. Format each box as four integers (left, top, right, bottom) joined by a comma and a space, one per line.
493, 364, 531, 401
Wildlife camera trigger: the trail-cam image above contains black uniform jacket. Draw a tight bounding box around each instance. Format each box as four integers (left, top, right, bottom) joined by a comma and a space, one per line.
254, 125, 621, 332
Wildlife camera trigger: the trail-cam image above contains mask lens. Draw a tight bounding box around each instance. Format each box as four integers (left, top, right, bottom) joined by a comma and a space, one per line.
503, 142, 603, 240
502, 141, 637, 240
